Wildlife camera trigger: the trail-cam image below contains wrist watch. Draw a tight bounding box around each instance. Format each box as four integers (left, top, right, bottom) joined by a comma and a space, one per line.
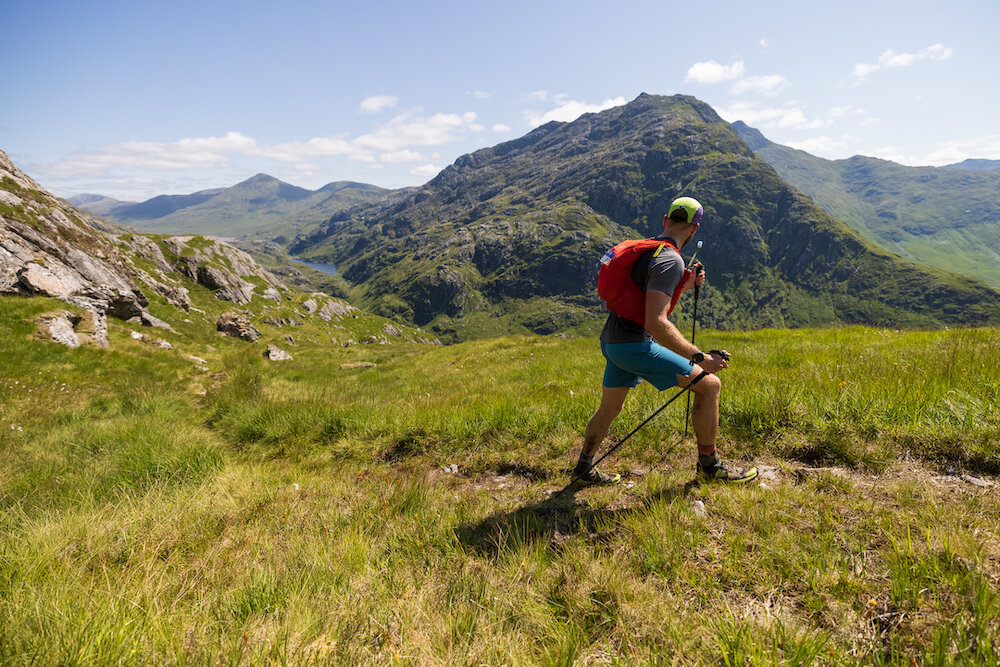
691, 351, 705, 364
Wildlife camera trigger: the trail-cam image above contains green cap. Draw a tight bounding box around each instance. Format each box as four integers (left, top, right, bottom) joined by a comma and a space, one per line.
667, 197, 704, 226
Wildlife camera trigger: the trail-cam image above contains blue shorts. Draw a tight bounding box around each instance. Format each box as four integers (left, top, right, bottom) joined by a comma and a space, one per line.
601, 340, 693, 391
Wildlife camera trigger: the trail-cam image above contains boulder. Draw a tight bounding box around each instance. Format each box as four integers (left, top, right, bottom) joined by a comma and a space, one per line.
187, 262, 256, 304
303, 298, 318, 313
37, 311, 81, 348
263, 344, 293, 361
316, 299, 355, 321
262, 287, 282, 303
17, 261, 86, 298
216, 313, 261, 342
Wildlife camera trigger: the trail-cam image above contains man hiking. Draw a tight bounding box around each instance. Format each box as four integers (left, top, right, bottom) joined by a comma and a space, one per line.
574, 196, 758, 485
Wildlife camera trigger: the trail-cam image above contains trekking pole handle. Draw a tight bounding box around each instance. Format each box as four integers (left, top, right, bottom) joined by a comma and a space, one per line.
708, 349, 730, 361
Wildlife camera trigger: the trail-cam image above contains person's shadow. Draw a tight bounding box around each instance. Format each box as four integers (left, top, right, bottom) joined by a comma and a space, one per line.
454, 478, 699, 559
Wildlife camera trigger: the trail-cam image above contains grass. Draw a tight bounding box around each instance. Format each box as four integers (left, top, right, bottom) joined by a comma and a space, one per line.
1, 298, 998, 663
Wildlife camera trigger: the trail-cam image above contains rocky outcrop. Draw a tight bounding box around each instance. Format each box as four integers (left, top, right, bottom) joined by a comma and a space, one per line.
1, 151, 158, 336
35, 309, 108, 348
166, 235, 282, 304
316, 298, 355, 321
1, 149, 295, 349
216, 312, 261, 342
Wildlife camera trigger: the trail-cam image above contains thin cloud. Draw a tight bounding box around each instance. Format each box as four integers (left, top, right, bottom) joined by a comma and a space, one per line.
359, 95, 399, 114
472, 90, 492, 99
785, 136, 850, 156
730, 74, 789, 96
493, 123, 512, 133
852, 43, 952, 82
921, 134, 1000, 165
684, 59, 745, 84
354, 111, 480, 152
411, 164, 442, 178
36, 108, 483, 182
715, 102, 828, 130
525, 95, 627, 127
380, 150, 425, 163
43, 131, 258, 174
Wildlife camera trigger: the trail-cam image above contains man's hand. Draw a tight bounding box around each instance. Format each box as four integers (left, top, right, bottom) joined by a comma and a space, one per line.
680, 262, 705, 291
698, 350, 730, 373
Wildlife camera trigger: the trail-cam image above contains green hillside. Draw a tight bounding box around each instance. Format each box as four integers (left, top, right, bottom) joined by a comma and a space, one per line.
293, 94, 1000, 341
78, 174, 391, 240
3, 292, 999, 662
732, 121, 1000, 289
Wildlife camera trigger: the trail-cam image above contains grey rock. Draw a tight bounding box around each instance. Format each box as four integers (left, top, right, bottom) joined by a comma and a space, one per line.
262, 287, 282, 303
316, 299, 354, 321
155, 338, 173, 349
0, 190, 22, 207
217, 312, 261, 342
303, 298, 318, 313
124, 235, 174, 273
138, 310, 175, 331
17, 261, 86, 298
263, 344, 293, 361
185, 261, 256, 304
166, 235, 283, 304
383, 323, 401, 337
37, 311, 81, 348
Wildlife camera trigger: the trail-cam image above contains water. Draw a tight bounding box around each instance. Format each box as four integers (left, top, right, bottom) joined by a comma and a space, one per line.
290, 257, 337, 275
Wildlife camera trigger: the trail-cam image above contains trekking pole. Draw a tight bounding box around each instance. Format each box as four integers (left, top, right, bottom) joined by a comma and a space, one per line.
684, 241, 704, 438
552, 370, 710, 499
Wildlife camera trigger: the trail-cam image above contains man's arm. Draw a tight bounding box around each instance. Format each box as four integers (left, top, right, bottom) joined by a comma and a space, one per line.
645, 288, 730, 373
644, 289, 698, 357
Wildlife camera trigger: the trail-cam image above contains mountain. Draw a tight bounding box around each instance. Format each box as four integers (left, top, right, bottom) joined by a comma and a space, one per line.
65, 193, 137, 216
72, 174, 391, 240
2, 148, 432, 350
731, 121, 1000, 289
291, 94, 1000, 340
943, 159, 1000, 171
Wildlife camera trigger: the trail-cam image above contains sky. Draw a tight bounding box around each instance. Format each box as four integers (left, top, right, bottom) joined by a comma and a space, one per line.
2, 0, 998, 201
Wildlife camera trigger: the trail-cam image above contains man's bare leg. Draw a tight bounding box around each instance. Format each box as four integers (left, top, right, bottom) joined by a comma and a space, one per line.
574, 385, 630, 485
676, 368, 756, 482
582, 386, 631, 457
676, 367, 720, 448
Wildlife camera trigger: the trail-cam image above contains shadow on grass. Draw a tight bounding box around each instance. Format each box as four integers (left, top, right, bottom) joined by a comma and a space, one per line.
454, 478, 699, 560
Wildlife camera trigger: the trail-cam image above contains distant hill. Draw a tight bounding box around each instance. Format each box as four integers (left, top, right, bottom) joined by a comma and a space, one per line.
291, 94, 1000, 340
65, 193, 137, 216
943, 158, 1000, 171
71, 174, 391, 240
731, 121, 1000, 289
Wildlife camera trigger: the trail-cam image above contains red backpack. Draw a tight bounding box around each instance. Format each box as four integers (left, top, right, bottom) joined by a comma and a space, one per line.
597, 238, 691, 327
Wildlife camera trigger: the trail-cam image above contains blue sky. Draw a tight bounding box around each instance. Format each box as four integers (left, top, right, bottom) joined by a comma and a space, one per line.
3, 0, 997, 200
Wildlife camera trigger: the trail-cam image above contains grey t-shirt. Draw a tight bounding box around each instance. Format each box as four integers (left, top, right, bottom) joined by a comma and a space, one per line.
600, 236, 685, 344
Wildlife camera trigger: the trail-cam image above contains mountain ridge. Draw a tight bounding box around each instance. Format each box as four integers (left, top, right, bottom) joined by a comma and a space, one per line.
71, 174, 392, 239
731, 121, 1000, 288
292, 93, 1000, 340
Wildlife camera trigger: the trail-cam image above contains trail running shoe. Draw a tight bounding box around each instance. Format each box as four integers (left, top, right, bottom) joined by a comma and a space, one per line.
573, 462, 622, 486
696, 454, 758, 483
